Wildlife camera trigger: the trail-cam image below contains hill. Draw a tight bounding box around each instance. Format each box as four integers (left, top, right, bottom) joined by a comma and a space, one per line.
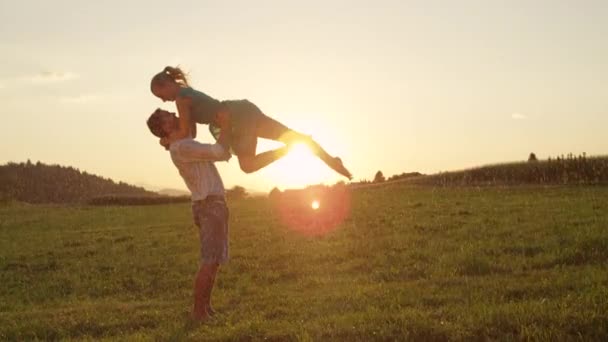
414, 155, 608, 186
0, 160, 157, 204
352, 154, 608, 188
157, 188, 190, 197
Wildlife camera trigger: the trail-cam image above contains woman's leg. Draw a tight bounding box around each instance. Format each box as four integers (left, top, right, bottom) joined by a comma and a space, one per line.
231, 128, 290, 174
237, 145, 290, 174
255, 114, 352, 179
255, 114, 308, 144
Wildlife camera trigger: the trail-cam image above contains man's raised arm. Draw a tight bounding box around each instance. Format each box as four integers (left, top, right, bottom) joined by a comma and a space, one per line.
175, 139, 231, 162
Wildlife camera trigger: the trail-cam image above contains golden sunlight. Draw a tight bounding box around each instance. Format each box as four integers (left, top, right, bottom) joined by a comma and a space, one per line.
258, 142, 335, 189
254, 115, 348, 189
311, 200, 320, 210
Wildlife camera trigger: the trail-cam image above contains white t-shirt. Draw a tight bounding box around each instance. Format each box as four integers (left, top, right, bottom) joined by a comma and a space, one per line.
169, 138, 229, 201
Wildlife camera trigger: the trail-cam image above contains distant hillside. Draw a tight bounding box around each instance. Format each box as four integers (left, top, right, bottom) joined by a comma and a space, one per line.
413, 155, 608, 186
159, 187, 265, 198
0, 161, 157, 203
157, 188, 190, 197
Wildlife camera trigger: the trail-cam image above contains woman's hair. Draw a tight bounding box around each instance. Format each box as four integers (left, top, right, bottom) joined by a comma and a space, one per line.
150, 66, 189, 89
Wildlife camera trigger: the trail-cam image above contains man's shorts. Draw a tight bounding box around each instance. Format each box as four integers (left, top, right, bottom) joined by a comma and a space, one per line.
192, 196, 229, 264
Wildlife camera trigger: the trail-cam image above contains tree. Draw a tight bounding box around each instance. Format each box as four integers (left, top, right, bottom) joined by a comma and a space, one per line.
373, 170, 385, 183
268, 187, 281, 200
528, 153, 538, 162
333, 181, 346, 188
227, 185, 248, 200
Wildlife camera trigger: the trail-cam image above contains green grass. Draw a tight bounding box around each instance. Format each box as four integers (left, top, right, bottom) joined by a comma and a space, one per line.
1, 185, 608, 341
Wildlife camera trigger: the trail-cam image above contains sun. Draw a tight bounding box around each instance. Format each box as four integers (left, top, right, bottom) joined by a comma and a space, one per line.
288, 142, 311, 155
311, 200, 320, 210
258, 141, 333, 188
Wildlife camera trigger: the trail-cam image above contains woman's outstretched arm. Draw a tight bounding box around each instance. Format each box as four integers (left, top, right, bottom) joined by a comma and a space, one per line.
160, 97, 194, 147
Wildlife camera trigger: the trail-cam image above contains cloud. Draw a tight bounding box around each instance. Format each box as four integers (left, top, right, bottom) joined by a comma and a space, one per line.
20, 71, 79, 84
511, 112, 528, 120
58, 94, 100, 104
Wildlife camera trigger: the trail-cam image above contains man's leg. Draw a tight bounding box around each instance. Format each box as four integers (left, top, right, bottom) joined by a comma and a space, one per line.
205, 263, 220, 315
192, 262, 219, 321
191, 198, 229, 322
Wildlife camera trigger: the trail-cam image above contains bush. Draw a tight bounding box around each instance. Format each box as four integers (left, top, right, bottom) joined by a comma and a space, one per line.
268, 187, 282, 200
226, 186, 248, 200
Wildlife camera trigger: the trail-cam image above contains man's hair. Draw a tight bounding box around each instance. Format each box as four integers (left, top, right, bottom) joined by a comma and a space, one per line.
146, 108, 168, 138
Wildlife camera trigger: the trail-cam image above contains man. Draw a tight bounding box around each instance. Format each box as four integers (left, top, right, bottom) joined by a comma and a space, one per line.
147, 108, 231, 322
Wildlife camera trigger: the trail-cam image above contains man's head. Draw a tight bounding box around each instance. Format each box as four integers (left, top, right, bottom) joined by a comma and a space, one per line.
146, 108, 178, 138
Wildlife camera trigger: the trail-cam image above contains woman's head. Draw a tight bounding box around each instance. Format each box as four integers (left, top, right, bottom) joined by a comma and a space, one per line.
150, 66, 189, 102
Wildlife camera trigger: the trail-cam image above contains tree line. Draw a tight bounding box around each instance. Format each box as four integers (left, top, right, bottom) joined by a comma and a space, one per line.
417, 154, 608, 186
0, 160, 156, 204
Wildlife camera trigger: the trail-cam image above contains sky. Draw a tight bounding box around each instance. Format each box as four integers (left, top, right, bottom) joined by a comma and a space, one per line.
1, 0, 607, 192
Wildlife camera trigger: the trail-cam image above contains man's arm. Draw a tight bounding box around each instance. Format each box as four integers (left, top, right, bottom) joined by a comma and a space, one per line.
175, 139, 231, 162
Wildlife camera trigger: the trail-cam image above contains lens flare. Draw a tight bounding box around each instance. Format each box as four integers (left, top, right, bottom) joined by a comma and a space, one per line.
271, 185, 351, 237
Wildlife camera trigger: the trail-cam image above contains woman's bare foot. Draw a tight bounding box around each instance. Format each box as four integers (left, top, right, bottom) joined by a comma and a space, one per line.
290, 135, 351, 179
329, 157, 352, 180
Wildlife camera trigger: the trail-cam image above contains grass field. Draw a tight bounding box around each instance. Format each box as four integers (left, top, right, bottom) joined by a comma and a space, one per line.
1, 184, 608, 341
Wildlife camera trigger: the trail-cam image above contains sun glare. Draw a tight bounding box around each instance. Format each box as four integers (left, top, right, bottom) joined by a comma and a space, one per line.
259, 142, 334, 189
311, 200, 320, 210
288, 142, 312, 156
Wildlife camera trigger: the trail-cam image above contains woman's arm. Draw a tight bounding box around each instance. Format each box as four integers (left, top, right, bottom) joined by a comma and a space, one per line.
175, 96, 194, 139
214, 106, 231, 150
160, 96, 194, 148
215, 107, 230, 128
190, 119, 197, 139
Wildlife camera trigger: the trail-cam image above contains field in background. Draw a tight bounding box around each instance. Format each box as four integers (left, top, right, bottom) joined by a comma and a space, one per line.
413, 155, 608, 186
1, 184, 608, 340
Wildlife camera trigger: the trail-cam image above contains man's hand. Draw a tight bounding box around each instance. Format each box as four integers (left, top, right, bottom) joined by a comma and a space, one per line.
160, 137, 170, 150
221, 148, 232, 162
